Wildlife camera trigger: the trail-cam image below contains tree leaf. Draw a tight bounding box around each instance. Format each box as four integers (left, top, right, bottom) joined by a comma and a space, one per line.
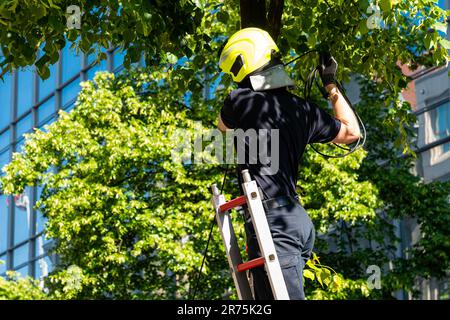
439, 38, 450, 50
433, 22, 448, 34
303, 269, 315, 281
380, 0, 392, 13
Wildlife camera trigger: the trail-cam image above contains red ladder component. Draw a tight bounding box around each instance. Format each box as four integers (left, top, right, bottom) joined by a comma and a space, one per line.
219, 195, 247, 213
237, 257, 265, 272
219, 196, 266, 273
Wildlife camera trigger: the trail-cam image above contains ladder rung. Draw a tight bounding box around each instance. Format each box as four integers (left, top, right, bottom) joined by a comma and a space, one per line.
237, 257, 265, 272
219, 195, 247, 213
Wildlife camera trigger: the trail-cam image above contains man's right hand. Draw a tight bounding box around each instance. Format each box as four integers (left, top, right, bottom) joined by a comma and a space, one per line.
319, 52, 338, 87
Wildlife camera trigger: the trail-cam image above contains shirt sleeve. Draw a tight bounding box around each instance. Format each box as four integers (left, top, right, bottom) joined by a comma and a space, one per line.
220, 94, 237, 129
307, 101, 342, 144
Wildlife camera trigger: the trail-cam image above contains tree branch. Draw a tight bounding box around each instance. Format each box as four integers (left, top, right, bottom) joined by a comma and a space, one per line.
267, 0, 284, 40
239, 0, 268, 30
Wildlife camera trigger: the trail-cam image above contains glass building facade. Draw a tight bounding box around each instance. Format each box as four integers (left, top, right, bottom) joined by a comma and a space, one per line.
0, 45, 128, 279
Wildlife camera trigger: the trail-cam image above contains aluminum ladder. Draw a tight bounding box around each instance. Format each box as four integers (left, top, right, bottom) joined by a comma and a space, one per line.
211, 169, 289, 300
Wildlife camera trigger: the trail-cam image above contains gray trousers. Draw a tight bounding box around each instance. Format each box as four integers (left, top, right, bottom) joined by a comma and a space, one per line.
244, 201, 315, 300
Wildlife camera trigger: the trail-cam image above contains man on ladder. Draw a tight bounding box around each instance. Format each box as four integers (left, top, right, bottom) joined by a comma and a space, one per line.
217, 28, 361, 300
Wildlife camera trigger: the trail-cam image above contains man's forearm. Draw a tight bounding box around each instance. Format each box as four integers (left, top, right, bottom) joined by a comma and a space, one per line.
326, 84, 361, 137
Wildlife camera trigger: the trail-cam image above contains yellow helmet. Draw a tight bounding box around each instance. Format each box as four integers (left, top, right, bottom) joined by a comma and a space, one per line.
219, 27, 280, 83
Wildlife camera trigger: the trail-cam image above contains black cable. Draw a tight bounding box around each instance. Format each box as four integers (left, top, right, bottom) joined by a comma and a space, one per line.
333, 143, 352, 151
284, 49, 319, 66
284, 49, 320, 100
306, 65, 366, 158
288, 50, 367, 158
189, 164, 229, 300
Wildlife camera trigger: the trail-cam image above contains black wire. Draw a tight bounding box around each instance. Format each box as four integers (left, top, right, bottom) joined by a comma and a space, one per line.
283, 49, 319, 67
284, 49, 320, 100
289, 50, 367, 159
332, 143, 352, 151
189, 164, 229, 300
306, 63, 367, 158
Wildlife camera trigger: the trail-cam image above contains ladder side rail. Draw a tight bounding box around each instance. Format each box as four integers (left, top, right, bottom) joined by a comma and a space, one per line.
241, 175, 290, 300
211, 184, 253, 300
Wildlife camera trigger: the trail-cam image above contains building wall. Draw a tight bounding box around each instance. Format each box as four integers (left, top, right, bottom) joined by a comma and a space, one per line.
406, 65, 450, 300
399, 0, 450, 296
414, 66, 450, 182
0, 45, 128, 280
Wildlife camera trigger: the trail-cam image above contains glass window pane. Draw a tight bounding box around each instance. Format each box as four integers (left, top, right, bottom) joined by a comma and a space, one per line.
86, 51, 107, 80
14, 265, 29, 278
35, 235, 45, 257
0, 72, 12, 129
37, 96, 55, 125
62, 78, 80, 107
35, 255, 52, 279
87, 66, 101, 81
432, 102, 450, 142
37, 116, 55, 132
15, 138, 25, 154
0, 194, 8, 253
38, 63, 57, 100
444, 142, 450, 153
62, 44, 81, 83
0, 148, 10, 174
35, 235, 52, 258
0, 254, 6, 274
16, 113, 33, 138
17, 68, 35, 117
13, 243, 29, 268
36, 210, 47, 235
438, 106, 446, 138
0, 129, 9, 151
13, 187, 32, 245
113, 49, 126, 70
445, 104, 450, 136
64, 102, 76, 112
87, 50, 102, 65
36, 186, 47, 235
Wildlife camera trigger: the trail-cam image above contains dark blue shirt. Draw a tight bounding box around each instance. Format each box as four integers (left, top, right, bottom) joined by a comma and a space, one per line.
220, 87, 341, 199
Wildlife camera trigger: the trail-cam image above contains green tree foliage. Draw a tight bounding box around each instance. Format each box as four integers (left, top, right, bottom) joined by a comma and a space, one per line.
1, 68, 447, 299
0, 0, 448, 146
0, 0, 449, 299
300, 77, 450, 299
1, 70, 234, 299
0, 0, 203, 78
0, 69, 375, 299
0, 266, 46, 300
